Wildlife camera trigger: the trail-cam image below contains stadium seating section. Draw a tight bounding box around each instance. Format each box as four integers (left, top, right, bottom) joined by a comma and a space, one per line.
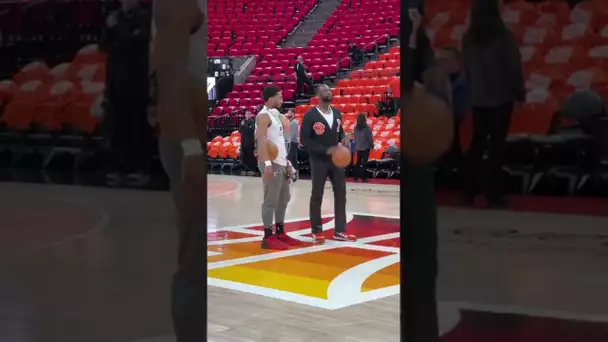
212, 0, 399, 119
0, 46, 107, 134
426, 0, 608, 147
213, 46, 400, 162
207, 0, 315, 57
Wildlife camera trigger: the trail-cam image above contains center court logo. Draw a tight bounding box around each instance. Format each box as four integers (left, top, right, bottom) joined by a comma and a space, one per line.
207, 213, 400, 310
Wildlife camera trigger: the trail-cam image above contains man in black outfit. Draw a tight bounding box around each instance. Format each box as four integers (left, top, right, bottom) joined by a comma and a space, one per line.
402, 3, 441, 342
100, 0, 152, 186
348, 41, 363, 65
294, 55, 314, 97
238, 110, 257, 174
300, 84, 357, 243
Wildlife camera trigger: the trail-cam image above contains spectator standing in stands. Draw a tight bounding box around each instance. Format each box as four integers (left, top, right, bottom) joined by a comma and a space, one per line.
436, 46, 469, 166
239, 110, 257, 174
348, 131, 356, 168
284, 109, 299, 181
462, 0, 525, 208
348, 41, 363, 65
100, 0, 153, 186
294, 56, 314, 97
354, 113, 374, 182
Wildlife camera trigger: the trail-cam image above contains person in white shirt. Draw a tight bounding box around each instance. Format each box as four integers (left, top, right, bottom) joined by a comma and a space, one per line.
151, 0, 206, 341
255, 86, 300, 250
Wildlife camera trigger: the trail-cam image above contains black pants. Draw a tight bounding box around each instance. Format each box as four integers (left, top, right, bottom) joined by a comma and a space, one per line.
355, 149, 370, 180
297, 76, 314, 95
240, 143, 257, 171
463, 102, 513, 202
444, 117, 463, 166
106, 96, 153, 173
402, 162, 439, 342
287, 142, 299, 170
309, 157, 347, 233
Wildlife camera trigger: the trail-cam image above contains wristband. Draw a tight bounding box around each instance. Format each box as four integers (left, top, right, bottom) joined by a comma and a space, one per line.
181, 139, 203, 157
264, 160, 272, 167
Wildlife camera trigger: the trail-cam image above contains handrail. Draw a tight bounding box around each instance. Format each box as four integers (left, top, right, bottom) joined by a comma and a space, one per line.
335, 56, 352, 74
362, 34, 390, 55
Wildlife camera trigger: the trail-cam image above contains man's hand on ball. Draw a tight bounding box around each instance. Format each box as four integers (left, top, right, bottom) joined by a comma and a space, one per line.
326, 145, 339, 155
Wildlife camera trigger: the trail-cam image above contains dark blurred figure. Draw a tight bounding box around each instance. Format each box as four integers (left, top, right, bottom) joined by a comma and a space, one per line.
353, 113, 374, 182
461, 0, 525, 208
294, 55, 314, 96
382, 141, 400, 160
348, 41, 364, 65
100, 0, 153, 186
239, 110, 257, 174
401, 5, 440, 342
436, 46, 469, 166
284, 109, 299, 181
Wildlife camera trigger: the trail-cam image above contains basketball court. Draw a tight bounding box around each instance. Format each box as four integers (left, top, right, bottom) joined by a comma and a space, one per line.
1, 175, 608, 341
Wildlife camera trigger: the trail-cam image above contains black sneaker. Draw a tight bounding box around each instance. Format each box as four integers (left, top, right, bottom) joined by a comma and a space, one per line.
333, 232, 357, 242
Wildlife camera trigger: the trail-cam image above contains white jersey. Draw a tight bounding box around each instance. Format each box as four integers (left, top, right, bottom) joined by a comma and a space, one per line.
256, 107, 288, 166
151, 0, 207, 78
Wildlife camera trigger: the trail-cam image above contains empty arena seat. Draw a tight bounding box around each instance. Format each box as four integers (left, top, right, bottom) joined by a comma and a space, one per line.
0, 80, 47, 130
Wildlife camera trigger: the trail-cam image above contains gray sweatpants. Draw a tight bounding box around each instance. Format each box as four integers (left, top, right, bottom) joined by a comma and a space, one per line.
158, 137, 207, 342
259, 162, 291, 229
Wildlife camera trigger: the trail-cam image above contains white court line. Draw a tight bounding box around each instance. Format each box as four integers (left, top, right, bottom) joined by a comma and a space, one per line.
208, 230, 402, 270
350, 212, 401, 220
327, 254, 400, 306
355, 244, 400, 254
207, 214, 336, 234
208, 243, 340, 270
207, 179, 243, 199
357, 232, 400, 244
16, 196, 111, 257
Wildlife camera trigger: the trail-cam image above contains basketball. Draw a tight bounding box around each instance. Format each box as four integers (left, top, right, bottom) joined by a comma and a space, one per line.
401, 84, 454, 164
331, 144, 351, 168
267, 140, 278, 161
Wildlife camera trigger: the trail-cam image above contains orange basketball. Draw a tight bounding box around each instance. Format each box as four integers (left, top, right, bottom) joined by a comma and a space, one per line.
401, 84, 454, 164
267, 141, 278, 161
331, 144, 351, 168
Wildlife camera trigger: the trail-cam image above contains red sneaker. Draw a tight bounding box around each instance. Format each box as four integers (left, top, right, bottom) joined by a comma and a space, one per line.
311, 232, 326, 244
333, 232, 357, 242
261, 235, 289, 250
276, 233, 301, 246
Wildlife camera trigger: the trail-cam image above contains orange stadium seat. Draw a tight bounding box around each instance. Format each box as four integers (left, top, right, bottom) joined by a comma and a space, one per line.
33, 81, 77, 131
61, 82, 105, 133
0, 80, 47, 130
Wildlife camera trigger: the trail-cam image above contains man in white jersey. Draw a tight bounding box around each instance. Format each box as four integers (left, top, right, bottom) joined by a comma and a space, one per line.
151, 0, 207, 341
255, 86, 300, 250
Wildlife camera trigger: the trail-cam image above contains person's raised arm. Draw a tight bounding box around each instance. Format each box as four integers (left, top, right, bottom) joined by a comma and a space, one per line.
255, 113, 271, 163
338, 113, 349, 146
153, 0, 199, 141
366, 126, 374, 147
